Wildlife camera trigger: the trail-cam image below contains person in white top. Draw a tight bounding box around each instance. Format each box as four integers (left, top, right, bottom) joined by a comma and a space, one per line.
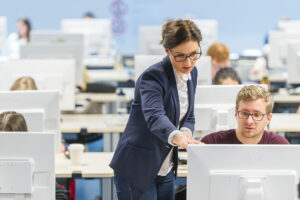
2, 18, 31, 59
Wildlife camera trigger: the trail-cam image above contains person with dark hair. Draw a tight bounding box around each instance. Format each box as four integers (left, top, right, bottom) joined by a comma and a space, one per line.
2, 18, 31, 59
110, 19, 202, 199
83, 12, 95, 19
0, 111, 69, 200
212, 67, 241, 85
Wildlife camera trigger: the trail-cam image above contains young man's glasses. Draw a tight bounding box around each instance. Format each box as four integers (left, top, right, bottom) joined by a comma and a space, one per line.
237, 111, 269, 121
169, 48, 202, 62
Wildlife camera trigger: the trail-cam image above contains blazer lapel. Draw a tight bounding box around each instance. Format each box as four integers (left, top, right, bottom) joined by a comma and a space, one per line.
170, 77, 180, 127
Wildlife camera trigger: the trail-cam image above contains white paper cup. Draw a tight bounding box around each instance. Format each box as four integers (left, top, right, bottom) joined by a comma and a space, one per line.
69, 143, 84, 165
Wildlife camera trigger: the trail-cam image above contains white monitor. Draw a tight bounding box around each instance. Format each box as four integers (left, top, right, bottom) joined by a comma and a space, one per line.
0, 16, 6, 52
268, 30, 300, 69
61, 18, 112, 56
187, 144, 300, 200
191, 19, 218, 54
0, 59, 75, 111
194, 85, 267, 133
19, 43, 83, 86
138, 26, 166, 55
134, 54, 164, 81
0, 132, 55, 199
287, 41, 300, 84
278, 20, 300, 32
0, 90, 61, 153
196, 56, 212, 85
134, 55, 211, 84
30, 30, 84, 45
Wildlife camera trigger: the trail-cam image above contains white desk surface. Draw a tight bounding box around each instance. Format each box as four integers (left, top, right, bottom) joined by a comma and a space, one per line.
269, 113, 300, 132
273, 93, 300, 103
56, 152, 188, 178
76, 93, 118, 103
61, 114, 129, 133
55, 152, 114, 178
87, 69, 132, 82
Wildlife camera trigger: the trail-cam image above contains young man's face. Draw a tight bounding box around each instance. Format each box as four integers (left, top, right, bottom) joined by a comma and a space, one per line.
235, 98, 272, 143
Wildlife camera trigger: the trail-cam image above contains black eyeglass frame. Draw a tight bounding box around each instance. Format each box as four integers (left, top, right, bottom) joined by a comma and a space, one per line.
168, 47, 202, 62
237, 111, 269, 121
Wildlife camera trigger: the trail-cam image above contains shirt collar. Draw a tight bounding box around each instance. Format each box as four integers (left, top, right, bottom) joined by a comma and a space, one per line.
172, 67, 191, 83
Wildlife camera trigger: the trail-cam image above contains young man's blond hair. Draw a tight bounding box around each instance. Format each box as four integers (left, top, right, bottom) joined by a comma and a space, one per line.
236, 85, 273, 113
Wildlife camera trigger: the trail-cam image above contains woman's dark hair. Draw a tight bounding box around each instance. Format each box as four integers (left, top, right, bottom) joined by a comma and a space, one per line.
212, 67, 241, 85
160, 19, 202, 49
0, 111, 28, 132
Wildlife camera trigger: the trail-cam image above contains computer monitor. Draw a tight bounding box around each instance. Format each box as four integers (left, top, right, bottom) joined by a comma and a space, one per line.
61, 18, 112, 56
196, 56, 212, 85
19, 43, 83, 86
0, 90, 61, 153
0, 59, 75, 111
268, 30, 300, 69
134, 54, 164, 81
30, 30, 84, 45
194, 85, 267, 134
287, 41, 300, 84
138, 26, 166, 55
187, 144, 300, 200
278, 20, 300, 32
0, 16, 6, 52
0, 132, 55, 199
191, 19, 218, 54
134, 55, 211, 84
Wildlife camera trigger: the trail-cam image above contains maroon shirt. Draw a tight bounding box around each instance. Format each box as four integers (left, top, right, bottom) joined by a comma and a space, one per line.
201, 129, 290, 144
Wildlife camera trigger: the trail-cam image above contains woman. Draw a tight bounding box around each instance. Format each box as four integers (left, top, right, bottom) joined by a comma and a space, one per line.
10, 76, 38, 90
2, 18, 31, 59
110, 19, 202, 199
0, 111, 69, 200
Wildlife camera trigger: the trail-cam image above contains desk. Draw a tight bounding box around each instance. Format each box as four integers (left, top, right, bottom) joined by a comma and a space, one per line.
269, 113, 300, 132
273, 93, 300, 104
55, 152, 116, 200
87, 69, 133, 82
61, 114, 129, 151
76, 93, 117, 103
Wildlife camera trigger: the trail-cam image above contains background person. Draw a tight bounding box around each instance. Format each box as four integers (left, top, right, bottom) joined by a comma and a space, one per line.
212, 67, 241, 85
10, 76, 37, 90
207, 42, 230, 79
0, 111, 69, 200
2, 18, 31, 59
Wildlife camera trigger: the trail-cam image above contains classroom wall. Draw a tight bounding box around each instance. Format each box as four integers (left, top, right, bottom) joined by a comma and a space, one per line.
1, 0, 300, 55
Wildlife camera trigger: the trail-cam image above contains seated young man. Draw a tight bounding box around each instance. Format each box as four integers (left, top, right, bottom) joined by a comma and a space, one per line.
201, 85, 289, 144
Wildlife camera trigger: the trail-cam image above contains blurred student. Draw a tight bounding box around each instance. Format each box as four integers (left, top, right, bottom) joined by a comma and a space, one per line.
212, 67, 241, 85
10, 76, 37, 90
207, 42, 230, 79
10, 77, 66, 152
83, 12, 95, 19
2, 18, 31, 59
0, 111, 69, 200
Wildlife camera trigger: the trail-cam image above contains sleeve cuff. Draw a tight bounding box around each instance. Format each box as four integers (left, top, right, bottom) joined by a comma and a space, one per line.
180, 127, 192, 135
168, 130, 182, 146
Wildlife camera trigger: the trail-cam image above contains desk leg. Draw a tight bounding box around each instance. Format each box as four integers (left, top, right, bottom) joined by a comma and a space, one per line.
102, 178, 114, 200
112, 132, 120, 152
103, 133, 112, 152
